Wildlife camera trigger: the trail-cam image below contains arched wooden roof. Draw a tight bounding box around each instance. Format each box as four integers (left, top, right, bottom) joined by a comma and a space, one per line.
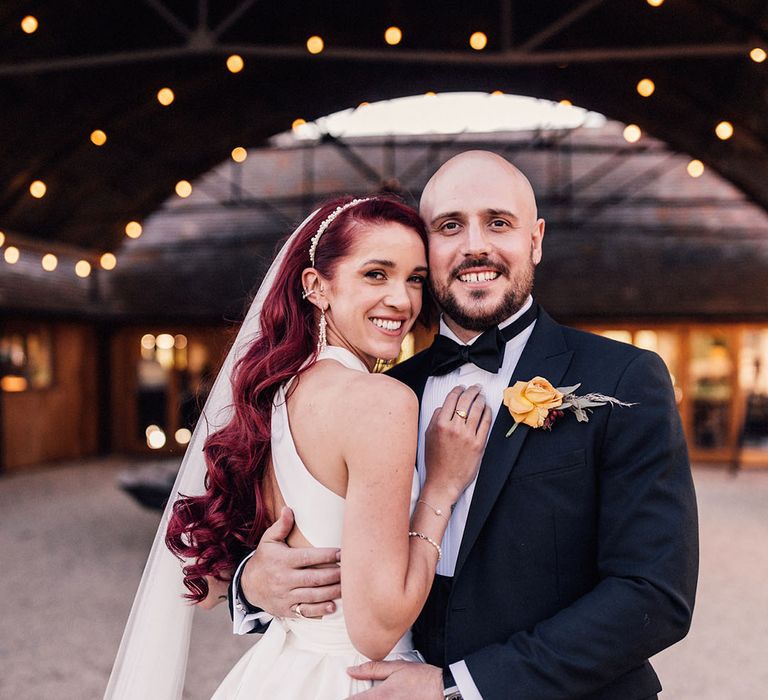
1, 0, 767, 252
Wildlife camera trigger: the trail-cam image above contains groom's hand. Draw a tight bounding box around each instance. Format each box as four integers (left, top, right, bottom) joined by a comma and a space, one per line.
240, 506, 342, 618
346, 661, 443, 699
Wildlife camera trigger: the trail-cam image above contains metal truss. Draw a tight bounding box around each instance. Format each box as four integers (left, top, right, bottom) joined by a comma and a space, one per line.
0, 0, 758, 77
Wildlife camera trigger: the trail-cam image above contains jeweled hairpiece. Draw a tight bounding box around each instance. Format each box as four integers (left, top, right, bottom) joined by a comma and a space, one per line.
308, 197, 373, 266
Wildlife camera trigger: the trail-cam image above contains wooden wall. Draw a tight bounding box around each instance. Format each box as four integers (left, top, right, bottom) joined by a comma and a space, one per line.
2, 322, 99, 471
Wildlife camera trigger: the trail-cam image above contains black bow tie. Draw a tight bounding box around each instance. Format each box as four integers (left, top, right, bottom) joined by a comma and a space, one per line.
429, 303, 538, 376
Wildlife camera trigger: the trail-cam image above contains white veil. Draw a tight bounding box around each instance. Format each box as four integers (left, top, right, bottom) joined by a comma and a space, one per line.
104, 210, 318, 699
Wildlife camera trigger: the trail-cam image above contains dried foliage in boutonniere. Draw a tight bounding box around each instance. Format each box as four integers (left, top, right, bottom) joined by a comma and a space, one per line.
503, 376, 636, 437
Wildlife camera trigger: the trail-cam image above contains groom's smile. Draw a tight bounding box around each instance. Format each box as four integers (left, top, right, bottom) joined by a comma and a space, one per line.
419, 151, 545, 340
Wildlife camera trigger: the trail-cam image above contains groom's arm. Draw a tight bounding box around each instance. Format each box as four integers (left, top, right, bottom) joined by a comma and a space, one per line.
349, 350, 698, 699
228, 506, 342, 633
461, 350, 699, 698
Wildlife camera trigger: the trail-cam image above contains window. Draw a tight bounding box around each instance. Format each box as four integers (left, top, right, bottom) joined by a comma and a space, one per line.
0, 327, 53, 391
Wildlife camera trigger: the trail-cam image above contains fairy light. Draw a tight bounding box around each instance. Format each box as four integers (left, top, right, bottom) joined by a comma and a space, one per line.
175, 180, 192, 198
231, 146, 247, 162
90, 129, 107, 146
715, 121, 734, 140
75, 260, 92, 278
491, 90, 504, 97
147, 428, 167, 449
292, 118, 307, 130
687, 160, 705, 178
226, 54, 244, 73
0, 231, 5, 246
175, 428, 192, 445
157, 87, 175, 106
425, 91, 437, 97
21, 16, 38, 33
750, 48, 767, 63
646, 0, 665, 6
156, 333, 175, 350
384, 26, 402, 45
30, 180, 47, 198
100, 252, 117, 270
141, 334, 156, 350
306, 36, 324, 54
41, 253, 58, 271
636, 78, 655, 97
559, 99, 572, 106
469, 32, 488, 50
125, 221, 142, 238
623, 124, 642, 143
4, 246, 20, 264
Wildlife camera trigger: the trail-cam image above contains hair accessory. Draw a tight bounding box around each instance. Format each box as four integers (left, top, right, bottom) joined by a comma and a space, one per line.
409, 531, 442, 561
317, 308, 328, 353
309, 197, 373, 265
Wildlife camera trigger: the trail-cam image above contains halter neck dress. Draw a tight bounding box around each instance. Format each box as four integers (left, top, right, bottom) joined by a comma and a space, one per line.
211, 345, 421, 699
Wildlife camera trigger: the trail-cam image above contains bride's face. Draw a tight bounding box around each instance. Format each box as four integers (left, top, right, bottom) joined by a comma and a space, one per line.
322, 221, 427, 368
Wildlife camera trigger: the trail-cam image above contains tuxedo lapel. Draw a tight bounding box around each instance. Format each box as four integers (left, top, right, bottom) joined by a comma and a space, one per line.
453, 311, 574, 580
386, 346, 433, 405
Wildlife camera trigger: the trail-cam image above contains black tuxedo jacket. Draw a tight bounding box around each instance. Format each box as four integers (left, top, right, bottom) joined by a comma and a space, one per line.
386, 308, 699, 700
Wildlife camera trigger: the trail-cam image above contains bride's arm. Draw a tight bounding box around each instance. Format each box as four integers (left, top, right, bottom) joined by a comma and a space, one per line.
341, 378, 490, 661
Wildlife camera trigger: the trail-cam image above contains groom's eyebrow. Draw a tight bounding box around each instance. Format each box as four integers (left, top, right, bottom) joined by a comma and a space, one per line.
430, 211, 464, 225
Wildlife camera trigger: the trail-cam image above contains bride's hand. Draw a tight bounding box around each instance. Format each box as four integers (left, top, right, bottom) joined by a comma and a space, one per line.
423, 384, 492, 506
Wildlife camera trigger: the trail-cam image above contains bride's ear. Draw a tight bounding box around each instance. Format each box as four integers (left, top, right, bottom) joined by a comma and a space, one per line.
300, 268, 328, 310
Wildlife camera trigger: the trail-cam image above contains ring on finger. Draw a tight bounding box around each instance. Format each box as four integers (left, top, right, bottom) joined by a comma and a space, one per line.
293, 603, 305, 619
454, 409, 468, 420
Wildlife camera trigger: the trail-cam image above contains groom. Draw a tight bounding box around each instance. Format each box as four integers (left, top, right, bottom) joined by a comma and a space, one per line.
233, 151, 698, 699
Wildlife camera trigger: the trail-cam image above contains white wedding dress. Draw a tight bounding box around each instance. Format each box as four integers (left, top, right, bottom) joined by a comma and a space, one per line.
212, 345, 422, 699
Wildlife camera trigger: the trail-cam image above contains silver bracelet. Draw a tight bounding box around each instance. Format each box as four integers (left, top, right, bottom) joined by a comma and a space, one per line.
408, 531, 442, 561
417, 498, 449, 519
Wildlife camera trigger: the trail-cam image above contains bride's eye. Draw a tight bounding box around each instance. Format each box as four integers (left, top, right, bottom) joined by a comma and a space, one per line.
408, 275, 426, 285
365, 270, 386, 281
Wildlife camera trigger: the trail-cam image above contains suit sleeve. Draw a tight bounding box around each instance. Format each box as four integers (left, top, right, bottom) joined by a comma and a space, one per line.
463, 350, 699, 699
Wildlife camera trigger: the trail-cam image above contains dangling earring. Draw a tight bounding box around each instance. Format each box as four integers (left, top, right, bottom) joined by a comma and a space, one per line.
317, 308, 328, 353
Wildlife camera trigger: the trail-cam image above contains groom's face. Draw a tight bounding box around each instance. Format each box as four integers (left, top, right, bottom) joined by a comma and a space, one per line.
420, 153, 545, 334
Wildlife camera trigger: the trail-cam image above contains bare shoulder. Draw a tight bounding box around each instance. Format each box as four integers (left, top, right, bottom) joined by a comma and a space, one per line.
341, 371, 419, 426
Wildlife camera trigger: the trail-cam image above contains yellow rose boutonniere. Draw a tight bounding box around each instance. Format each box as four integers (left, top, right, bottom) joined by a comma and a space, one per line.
503, 377, 635, 437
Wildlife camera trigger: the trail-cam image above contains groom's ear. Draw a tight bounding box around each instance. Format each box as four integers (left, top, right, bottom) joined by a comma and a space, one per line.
300, 268, 328, 310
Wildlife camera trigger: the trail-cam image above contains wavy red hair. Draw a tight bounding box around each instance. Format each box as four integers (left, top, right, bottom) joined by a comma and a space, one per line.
165, 195, 430, 601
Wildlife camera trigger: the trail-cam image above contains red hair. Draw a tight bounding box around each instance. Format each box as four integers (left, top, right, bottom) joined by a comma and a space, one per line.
166, 195, 430, 601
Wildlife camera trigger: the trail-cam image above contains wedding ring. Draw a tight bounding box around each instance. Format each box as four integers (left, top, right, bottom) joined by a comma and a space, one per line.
454, 409, 468, 420
293, 603, 305, 619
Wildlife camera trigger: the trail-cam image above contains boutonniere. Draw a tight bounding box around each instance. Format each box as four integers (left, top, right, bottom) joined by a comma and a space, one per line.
503, 376, 635, 437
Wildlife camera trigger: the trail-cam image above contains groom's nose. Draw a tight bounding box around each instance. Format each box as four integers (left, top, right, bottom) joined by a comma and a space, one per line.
463, 217, 491, 257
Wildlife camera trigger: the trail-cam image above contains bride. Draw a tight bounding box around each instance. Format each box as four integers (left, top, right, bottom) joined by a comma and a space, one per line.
105, 196, 490, 699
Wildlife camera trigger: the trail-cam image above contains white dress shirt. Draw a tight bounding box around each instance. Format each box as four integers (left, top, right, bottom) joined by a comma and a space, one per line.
418, 296, 535, 700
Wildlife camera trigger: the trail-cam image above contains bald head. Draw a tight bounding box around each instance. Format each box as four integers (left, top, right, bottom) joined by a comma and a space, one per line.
420, 150, 538, 226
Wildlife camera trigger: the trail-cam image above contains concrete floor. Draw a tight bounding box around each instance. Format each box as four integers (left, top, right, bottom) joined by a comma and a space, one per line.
0, 458, 766, 699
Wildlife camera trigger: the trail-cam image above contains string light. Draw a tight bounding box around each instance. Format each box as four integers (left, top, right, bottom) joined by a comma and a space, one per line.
425, 91, 437, 97
306, 36, 324, 54
558, 99, 572, 106
750, 48, 767, 63
687, 160, 705, 178
30, 180, 47, 198
384, 26, 402, 45
125, 221, 142, 238
491, 90, 504, 97
636, 78, 655, 97
469, 32, 488, 50
175, 428, 192, 445
100, 252, 117, 270
90, 129, 107, 146
357, 102, 369, 109
157, 87, 175, 106
156, 333, 175, 349
75, 260, 92, 278
41, 253, 58, 271
715, 121, 734, 140
231, 147, 247, 163
226, 54, 244, 73
175, 180, 192, 198
147, 428, 167, 449
21, 16, 38, 33
646, 0, 665, 6
174, 334, 188, 349
292, 118, 307, 130
141, 334, 156, 350
4, 246, 20, 264
0, 231, 5, 246
623, 124, 642, 143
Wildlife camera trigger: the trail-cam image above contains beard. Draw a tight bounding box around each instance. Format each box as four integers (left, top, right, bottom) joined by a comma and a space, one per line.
430, 255, 535, 332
